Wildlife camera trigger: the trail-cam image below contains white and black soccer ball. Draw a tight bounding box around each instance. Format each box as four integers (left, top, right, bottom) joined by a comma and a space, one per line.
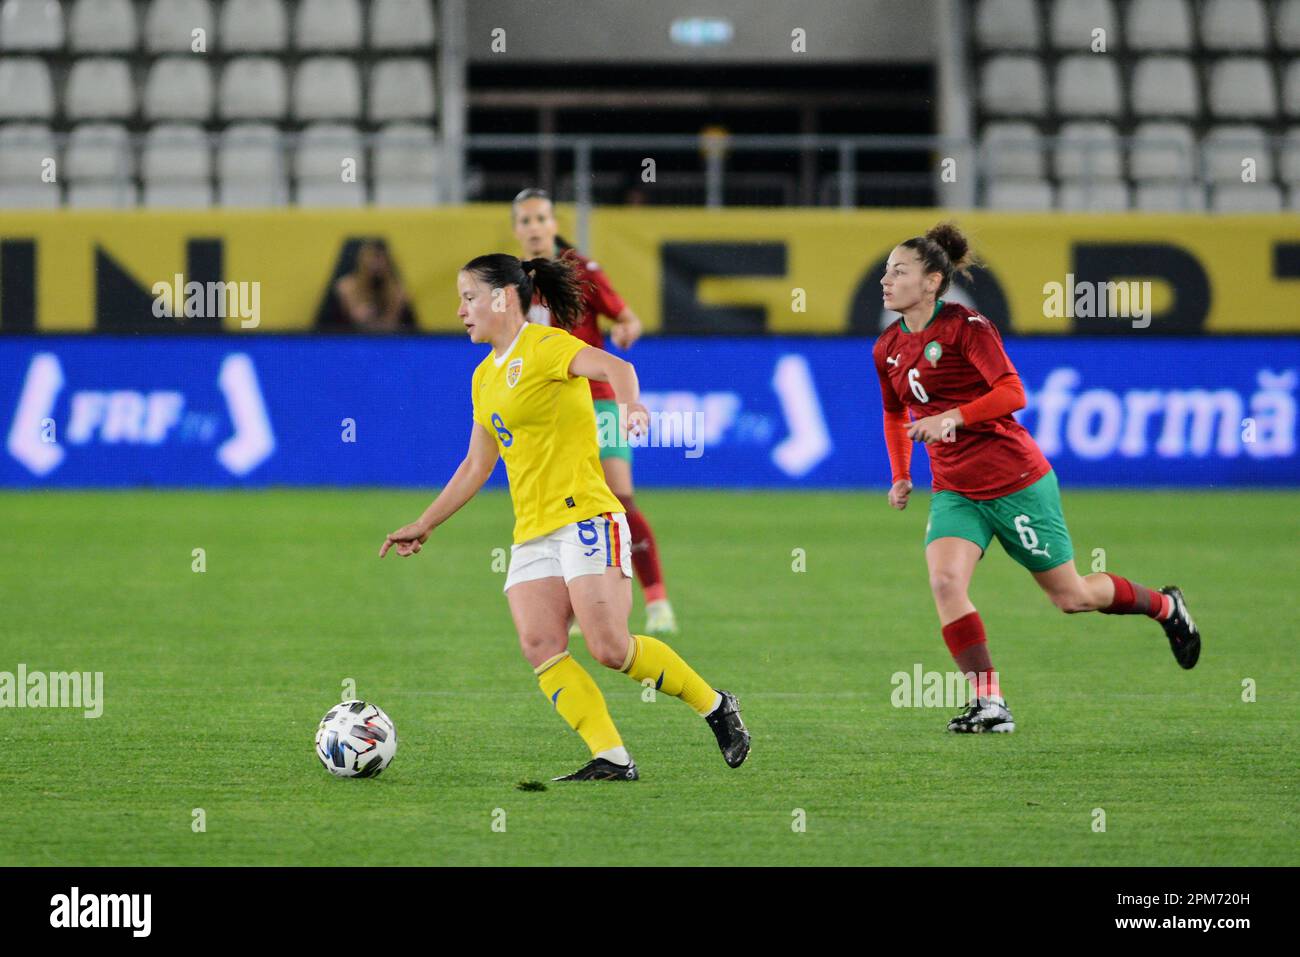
315, 700, 398, 778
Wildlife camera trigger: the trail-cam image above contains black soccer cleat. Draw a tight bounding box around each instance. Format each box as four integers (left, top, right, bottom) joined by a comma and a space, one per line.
705, 690, 750, 768
947, 697, 1015, 733
1159, 586, 1201, 670
552, 757, 639, 782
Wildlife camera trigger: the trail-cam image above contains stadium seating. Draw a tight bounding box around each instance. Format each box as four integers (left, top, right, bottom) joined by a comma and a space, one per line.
0, 0, 441, 208
969, 0, 1294, 210
68, 0, 137, 52
0, 0, 65, 50
220, 0, 288, 52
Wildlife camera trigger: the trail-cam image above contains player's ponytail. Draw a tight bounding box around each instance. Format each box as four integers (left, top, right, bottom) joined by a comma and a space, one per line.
900, 221, 979, 297
461, 252, 583, 330
522, 256, 583, 329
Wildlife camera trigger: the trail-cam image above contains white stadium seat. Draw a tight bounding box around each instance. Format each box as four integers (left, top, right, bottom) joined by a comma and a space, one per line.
69, 0, 137, 52
1054, 121, 1122, 180
295, 122, 366, 206
369, 59, 434, 122
292, 56, 358, 121
1126, 0, 1193, 52
980, 56, 1048, 117
1134, 183, 1207, 211
0, 181, 58, 207
1201, 125, 1273, 184
1049, 0, 1116, 50
1200, 0, 1268, 52
66, 122, 134, 206
1210, 183, 1283, 212
67, 182, 138, 207
0, 122, 58, 207
219, 57, 288, 120
371, 0, 435, 50
1281, 129, 1300, 186
1058, 179, 1131, 211
0, 122, 53, 178
67, 123, 133, 179
980, 121, 1045, 178
0, 0, 65, 50
142, 123, 212, 207
1129, 121, 1197, 181
218, 122, 288, 207
65, 58, 136, 120
220, 0, 288, 52
373, 123, 439, 206
293, 57, 361, 121
984, 178, 1055, 210
144, 0, 214, 53
973, 0, 1039, 51
1131, 56, 1200, 118
0, 57, 53, 119
295, 0, 362, 51
1283, 63, 1300, 119
143, 57, 214, 121
1207, 58, 1277, 120
1280, 0, 1300, 53
1054, 55, 1122, 118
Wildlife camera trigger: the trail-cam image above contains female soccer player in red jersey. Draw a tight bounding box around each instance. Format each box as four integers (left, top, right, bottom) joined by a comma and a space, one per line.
873, 222, 1201, 733
379, 253, 748, 780
511, 188, 679, 638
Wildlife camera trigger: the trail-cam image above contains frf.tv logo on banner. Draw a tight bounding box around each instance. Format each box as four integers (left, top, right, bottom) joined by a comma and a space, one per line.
6, 352, 275, 478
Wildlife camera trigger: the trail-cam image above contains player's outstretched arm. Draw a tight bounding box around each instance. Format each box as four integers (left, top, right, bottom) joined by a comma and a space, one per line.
379, 423, 499, 558
567, 347, 649, 437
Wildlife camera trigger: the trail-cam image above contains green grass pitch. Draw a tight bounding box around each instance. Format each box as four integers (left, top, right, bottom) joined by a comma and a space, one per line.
0, 488, 1295, 866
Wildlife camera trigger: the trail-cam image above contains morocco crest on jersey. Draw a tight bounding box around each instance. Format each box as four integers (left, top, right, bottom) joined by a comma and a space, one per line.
506, 357, 523, 388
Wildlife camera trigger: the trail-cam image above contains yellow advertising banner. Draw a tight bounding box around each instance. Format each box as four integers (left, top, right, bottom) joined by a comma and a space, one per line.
1, 208, 1296, 333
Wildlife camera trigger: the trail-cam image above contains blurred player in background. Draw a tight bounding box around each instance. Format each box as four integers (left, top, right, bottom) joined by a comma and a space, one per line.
873, 223, 1202, 734
511, 188, 678, 638
379, 253, 749, 781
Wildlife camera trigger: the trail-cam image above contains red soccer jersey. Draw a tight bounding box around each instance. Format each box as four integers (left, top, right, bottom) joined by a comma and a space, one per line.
527, 247, 627, 401
872, 301, 1050, 500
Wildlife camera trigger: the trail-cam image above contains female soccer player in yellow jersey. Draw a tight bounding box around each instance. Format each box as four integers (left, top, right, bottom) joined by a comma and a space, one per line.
378, 253, 749, 781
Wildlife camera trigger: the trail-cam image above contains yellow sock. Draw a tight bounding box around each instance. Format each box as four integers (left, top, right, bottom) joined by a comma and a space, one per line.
535, 652, 623, 756
621, 634, 717, 716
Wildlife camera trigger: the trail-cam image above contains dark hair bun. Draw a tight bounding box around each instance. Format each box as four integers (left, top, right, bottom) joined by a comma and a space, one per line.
926, 222, 973, 271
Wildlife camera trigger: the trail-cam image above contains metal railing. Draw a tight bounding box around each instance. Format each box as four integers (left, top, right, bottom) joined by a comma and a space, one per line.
1, 128, 1286, 238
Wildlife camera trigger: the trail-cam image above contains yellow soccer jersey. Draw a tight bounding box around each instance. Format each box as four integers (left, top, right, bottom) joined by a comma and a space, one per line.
472, 322, 624, 544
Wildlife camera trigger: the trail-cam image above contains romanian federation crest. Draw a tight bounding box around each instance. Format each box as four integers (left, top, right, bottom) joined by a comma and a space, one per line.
506, 357, 523, 388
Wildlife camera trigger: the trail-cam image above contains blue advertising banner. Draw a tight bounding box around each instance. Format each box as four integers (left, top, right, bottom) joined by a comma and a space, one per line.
1, 336, 1296, 489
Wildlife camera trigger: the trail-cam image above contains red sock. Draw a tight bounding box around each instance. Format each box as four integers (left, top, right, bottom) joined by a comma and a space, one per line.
1100, 573, 1171, 619
618, 496, 666, 602
941, 610, 1001, 701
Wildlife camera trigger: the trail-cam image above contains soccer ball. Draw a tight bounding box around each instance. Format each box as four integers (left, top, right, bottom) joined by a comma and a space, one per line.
315, 700, 398, 778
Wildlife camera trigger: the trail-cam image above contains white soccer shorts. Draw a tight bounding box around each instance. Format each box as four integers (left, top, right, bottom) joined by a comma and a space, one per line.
503, 511, 633, 593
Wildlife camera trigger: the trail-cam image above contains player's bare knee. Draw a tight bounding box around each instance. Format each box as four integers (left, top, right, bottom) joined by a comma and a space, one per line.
583, 630, 629, 669
928, 568, 966, 604
518, 628, 565, 663
1049, 590, 1089, 614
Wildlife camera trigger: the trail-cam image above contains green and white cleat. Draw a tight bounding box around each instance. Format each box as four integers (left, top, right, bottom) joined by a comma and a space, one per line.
644, 599, 678, 637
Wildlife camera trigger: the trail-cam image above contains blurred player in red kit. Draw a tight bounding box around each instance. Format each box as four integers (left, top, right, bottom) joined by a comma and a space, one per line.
873, 222, 1202, 733
512, 188, 678, 637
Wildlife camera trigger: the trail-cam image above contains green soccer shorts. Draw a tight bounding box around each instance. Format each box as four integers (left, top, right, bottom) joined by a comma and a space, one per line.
924, 470, 1074, 572
593, 398, 633, 463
